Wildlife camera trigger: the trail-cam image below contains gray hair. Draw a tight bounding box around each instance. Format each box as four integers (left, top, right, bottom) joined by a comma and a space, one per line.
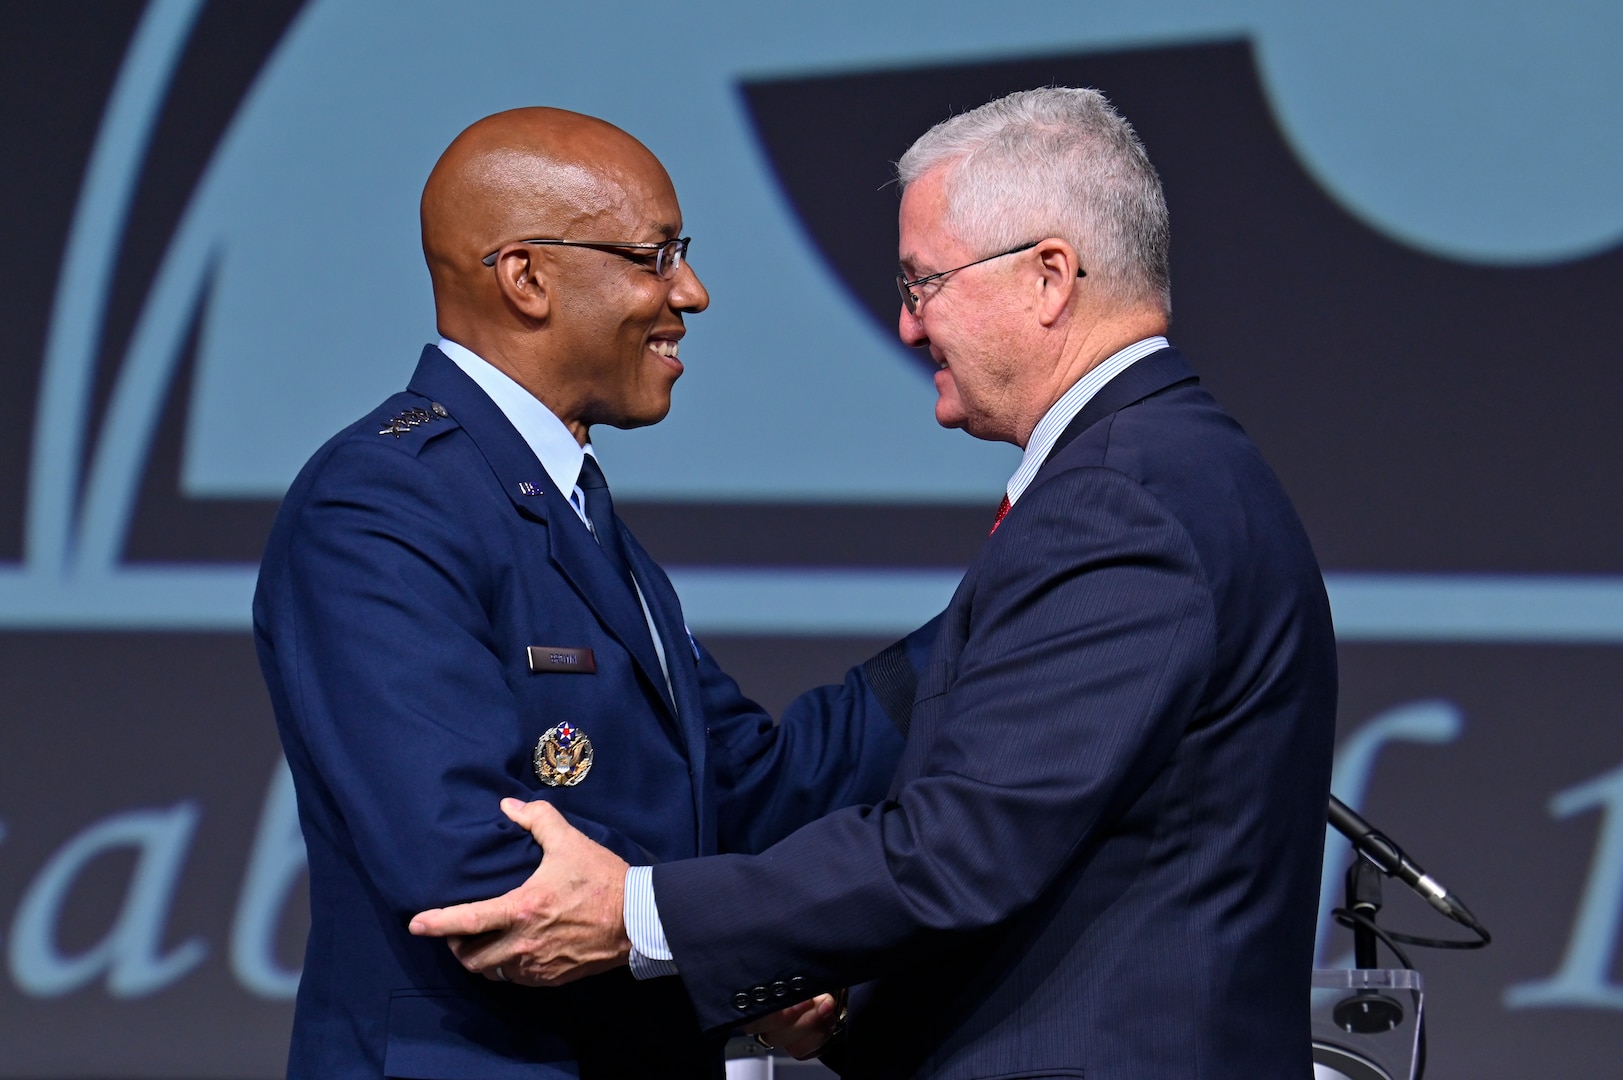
896, 87, 1170, 314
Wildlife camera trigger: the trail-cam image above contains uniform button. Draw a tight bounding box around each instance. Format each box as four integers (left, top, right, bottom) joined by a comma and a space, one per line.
789, 975, 807, 993
771, 980, 788, 998
752, 984, 769, 1003
430, 401, 448, 417
733, 992, 751, 1011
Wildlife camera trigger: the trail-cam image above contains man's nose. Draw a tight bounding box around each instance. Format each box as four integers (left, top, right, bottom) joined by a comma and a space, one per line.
671, 262, 709, 313
898, 303, 928, 348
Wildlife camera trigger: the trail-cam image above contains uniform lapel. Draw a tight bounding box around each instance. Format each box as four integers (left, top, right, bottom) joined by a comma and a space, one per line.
546, 505, 678, 718
623, 531, 712, 844
406, 346, 678, 721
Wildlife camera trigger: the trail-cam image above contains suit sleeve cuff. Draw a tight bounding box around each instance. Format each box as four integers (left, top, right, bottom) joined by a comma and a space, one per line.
624, 865, 679, 979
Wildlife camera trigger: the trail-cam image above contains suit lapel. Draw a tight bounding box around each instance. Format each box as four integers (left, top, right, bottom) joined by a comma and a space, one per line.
406, 346, 678, 721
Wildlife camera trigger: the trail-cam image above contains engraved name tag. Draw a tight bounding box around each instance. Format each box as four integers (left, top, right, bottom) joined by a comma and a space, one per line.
527, 646, 597, 673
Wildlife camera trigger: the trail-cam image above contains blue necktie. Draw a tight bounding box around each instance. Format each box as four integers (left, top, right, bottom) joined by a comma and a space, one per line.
576, 453, 637, 596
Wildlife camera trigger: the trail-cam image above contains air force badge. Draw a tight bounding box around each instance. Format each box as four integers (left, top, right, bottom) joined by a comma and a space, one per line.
533, 721, 594, 787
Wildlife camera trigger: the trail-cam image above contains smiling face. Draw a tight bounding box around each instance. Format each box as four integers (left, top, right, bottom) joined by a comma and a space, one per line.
541, 154, 708, 433
421, 108, 710, 442
896, 167, 1032, 446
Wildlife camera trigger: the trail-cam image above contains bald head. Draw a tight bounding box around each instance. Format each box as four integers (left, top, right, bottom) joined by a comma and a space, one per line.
416, 107, 707, 444
421, 107, 671, 300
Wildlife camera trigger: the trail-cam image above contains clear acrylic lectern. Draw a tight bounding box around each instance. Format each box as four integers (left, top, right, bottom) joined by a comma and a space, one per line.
1311, 968, 1424, 1080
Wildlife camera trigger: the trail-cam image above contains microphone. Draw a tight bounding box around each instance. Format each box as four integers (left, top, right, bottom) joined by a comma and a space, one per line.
1328, 796, 1482, 931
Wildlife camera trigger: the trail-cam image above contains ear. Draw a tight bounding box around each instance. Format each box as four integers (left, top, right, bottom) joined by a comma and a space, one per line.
489, 244, 552, 322
1033, 238, 1081, 327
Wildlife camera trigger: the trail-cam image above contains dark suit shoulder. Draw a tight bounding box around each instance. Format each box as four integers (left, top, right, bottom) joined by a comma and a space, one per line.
1046, 380, 1241, 472
1045, 382, 1295, 535
1062, 378, 1334, 713
1033, 375, 1326, 620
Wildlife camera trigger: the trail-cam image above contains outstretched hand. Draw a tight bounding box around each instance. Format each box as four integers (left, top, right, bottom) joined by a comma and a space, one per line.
408, 798, 631, 986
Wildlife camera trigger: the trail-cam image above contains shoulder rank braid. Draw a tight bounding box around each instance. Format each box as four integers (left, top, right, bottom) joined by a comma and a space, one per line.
378, 402, 449, 438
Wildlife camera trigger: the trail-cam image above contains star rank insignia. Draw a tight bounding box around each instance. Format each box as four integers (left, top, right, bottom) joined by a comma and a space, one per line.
533, 721, 594, 787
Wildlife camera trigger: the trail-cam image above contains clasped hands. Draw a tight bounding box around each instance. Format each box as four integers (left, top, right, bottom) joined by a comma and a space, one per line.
408, 798, 842, 1058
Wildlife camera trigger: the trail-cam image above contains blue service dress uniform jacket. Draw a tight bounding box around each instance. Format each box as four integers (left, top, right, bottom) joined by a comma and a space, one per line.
253, 345, 905, 1078
653, 348, 1339, 1080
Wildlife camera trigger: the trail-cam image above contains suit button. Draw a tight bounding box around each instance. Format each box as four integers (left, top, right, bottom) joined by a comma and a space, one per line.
752, 984, 770, 1003
771, 980, 788, 998
733, 992, 751, 1011
789, 975, 806, 993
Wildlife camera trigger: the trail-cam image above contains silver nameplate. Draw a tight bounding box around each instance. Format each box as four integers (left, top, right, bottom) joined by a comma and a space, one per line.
527, 646, 597, 673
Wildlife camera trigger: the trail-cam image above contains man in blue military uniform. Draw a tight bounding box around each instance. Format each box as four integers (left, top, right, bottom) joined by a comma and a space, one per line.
253, 107, 905, 1078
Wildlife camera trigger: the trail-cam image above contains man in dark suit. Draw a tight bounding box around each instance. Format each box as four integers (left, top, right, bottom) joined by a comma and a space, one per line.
411, 88, 1337, 1079
253, 107, 904, 1078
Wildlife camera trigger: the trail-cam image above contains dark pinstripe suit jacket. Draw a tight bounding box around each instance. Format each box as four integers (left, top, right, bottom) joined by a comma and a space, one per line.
654, 347, 1338, 1079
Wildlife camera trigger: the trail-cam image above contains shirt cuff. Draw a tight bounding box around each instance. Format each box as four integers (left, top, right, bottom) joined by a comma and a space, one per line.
624, 865, 679, 979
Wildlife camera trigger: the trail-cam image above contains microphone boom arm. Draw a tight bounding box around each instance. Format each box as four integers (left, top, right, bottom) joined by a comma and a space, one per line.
1328, 795, 1488, 939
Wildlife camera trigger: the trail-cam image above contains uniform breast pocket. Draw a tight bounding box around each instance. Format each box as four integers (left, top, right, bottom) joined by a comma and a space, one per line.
510, 631, 689, 834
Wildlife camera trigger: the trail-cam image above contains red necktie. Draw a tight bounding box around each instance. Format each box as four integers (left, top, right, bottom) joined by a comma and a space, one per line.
990, 494, 1011, 535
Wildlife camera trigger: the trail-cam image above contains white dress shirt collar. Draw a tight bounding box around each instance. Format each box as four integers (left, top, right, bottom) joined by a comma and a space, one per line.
1005, 336, 1169, 506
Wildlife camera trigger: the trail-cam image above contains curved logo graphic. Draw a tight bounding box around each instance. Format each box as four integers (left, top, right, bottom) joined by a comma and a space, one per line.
5, 0, 1623, 638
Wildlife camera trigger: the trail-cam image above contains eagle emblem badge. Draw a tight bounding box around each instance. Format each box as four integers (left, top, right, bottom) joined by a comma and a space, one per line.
533, 721, 594, 787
